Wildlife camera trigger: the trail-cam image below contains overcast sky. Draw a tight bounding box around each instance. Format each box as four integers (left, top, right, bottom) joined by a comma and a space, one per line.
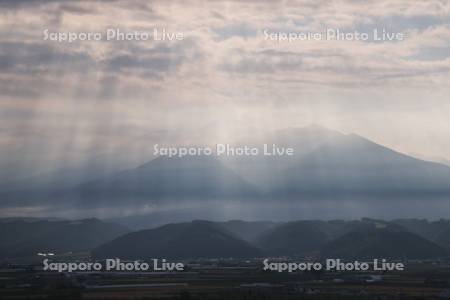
1, 0, 450, 178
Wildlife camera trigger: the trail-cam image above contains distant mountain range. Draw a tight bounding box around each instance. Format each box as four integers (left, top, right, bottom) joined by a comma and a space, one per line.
393, 219, 450, 249
69, 155, 259, 208
274, 133, 450, 196
93, 218, 450, 260
256, 221, 330, 256
2, 218, 449, 261
92, 220, 263, 260
322, 225, 447, 260
2, 125, 450, 211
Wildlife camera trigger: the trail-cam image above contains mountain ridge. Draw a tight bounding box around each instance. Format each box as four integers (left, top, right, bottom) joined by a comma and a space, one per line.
2, 125, 450, 212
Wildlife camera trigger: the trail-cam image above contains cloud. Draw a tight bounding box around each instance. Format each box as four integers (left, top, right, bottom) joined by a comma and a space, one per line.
0, 0, 449, 175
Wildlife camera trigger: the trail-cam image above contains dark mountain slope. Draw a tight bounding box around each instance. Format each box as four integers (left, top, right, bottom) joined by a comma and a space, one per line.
256, 221, 330, 256
92, 220, 263, 260
73, 155, 258, 204
321, 225, 447, 260
277, 134, 450, 196
218, 220, 278, 243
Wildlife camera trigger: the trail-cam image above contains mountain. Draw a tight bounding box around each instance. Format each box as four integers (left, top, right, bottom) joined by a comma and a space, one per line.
275, 133, 450, 196
218, 220, 279, 243
0, 218, 129, 259
92, 220, 263, 260
71, 155, 258, 205
3, 125, 450, 218
221, 125, 344, 190
253, 219, 374, 256
109, 215, 280, 233
410, 154, 450, 167
4, 217, 448, 261
434, 229, 450, 249
393, 219, 450, 249
2, 164, 120, 194
250, 219, 449, 259
256, 221, 330, 256
321, 224, 447, 260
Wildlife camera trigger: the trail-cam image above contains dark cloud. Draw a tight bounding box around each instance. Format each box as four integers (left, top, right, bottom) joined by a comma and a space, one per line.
0, 42, 93, 73
0, 0, 107, 9
212, 23, 258, 40
0, 36, 201, 98
220, 48, 348, 74
103, 45, 184, 76
0, 0, 54, 9
0, 80, 41, 99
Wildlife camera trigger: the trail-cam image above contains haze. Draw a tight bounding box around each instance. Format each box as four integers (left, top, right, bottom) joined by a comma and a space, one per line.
0, 0, 449, 190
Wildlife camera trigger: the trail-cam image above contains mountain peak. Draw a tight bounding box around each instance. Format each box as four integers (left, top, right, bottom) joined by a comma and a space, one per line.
92, 220, 263, 260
